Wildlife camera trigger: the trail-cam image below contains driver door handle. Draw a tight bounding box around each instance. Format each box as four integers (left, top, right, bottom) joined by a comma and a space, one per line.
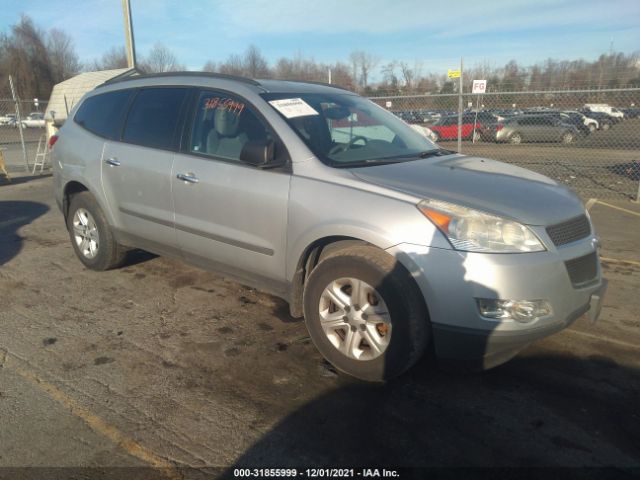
105, 157, 121, 167
177, 172, 199, 184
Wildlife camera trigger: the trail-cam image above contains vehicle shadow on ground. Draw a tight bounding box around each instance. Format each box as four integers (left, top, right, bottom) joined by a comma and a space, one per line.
122, 248, 158, 267
0, 173, 52, 187
0, 200, 49, 264
222, 352, 639, 473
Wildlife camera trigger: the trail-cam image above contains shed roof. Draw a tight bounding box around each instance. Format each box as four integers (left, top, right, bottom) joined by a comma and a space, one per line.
46, 68, 137, 122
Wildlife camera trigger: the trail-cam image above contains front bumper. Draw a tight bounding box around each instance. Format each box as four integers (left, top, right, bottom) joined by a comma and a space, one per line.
387, 241, 606, 370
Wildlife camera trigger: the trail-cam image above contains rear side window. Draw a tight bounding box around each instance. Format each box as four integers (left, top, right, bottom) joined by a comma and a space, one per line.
122, 88, 188, 150
74, 90, 133, 139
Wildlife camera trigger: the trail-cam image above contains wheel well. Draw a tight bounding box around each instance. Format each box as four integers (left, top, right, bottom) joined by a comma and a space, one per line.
63, 181, 88, 220
288, 236, 371, 318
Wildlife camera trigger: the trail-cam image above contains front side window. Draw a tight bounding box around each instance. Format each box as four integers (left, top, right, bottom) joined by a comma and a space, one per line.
190, 91, 273, 162
122, 88, 188, 150
262, 92, 438, 167
74, 90, 133, 139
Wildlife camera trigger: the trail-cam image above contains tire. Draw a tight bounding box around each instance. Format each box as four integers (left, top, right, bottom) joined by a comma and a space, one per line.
561, 131, 574, 144
601, 122, 611, 131
472, 130, 481, 142
588, 124, 596, 133
509, 132, 522, 144
303, 245, 429, 382
66, 191, 126, 271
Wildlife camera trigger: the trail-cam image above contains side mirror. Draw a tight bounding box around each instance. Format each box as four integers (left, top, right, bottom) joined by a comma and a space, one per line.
240, 139, 280, 168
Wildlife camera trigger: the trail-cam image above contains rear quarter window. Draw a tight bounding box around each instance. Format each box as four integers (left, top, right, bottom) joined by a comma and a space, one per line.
74, 90, 133, 139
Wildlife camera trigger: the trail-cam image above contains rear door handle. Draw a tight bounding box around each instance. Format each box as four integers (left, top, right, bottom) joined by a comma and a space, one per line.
105, 157, 121, 167
176, 172, 199, 184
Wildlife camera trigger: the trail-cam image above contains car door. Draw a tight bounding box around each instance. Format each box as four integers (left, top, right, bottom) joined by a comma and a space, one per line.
101, 87, 189, 252
171, 89, 291, 291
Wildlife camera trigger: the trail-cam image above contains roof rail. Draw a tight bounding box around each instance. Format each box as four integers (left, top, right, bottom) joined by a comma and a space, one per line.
97, 71, 262, 88
270, 79, 353, 92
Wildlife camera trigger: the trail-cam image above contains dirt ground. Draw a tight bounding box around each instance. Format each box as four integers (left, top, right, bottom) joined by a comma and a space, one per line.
0, 176, 639, 478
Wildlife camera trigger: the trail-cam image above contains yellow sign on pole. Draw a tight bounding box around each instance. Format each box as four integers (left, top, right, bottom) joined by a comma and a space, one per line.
447, 69, 461, 79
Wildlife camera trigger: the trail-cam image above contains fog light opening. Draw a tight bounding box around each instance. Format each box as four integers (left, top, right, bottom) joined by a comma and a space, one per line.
476, 298, 552, 323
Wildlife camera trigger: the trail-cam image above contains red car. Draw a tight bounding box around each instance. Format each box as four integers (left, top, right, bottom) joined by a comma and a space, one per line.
429, 115, 489, 142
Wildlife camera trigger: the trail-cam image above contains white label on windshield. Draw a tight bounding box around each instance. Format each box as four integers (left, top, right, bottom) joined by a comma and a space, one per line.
269, 98, 318, 118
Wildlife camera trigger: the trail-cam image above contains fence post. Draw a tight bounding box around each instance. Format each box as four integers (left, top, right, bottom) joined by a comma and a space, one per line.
457, 57, 463, 153
8, 75, 29, 172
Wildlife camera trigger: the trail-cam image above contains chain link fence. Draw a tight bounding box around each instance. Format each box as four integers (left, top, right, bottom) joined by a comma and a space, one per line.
0, 98, 49, 176
2, 86, 639, 201
369, 88, 640, 201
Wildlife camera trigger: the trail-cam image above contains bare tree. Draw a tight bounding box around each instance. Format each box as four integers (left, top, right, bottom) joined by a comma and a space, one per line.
1, 15, 54, 99
399, 61, 418, 91
140, 43, 184, 73
242, 45, 270, 78
218, 53, 245, 76
47, 28, 81, 83
349, 50, 379, 90
202, 60, 217, 72
90, 46, 129, 70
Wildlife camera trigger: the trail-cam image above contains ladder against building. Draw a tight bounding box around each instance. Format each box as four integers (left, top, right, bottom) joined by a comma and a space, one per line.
33, 134, 49, 175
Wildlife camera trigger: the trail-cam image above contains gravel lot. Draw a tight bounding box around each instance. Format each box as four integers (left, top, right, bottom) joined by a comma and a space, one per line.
0, 177, 639, 477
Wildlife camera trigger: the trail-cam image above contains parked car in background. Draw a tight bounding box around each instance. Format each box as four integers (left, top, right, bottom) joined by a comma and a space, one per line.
51, 72, 606, 381
409, 123, 438, 142
579, 110, 617, 130
0, 113, 17, 126
496, 115, 579, 144
621, 107, 640, 119
21, 112, 45, 128
429, 114, 489, 142
563, 110, 598, 132
556, 112, 592, 136
583, 104, 625, 119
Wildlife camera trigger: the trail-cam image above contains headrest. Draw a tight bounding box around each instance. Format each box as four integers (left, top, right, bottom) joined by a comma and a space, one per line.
215, 108, 241, 137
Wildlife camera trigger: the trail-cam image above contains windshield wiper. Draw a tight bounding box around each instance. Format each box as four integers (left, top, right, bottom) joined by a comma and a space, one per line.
331, 149, 453, 168
331, 148, 455, 168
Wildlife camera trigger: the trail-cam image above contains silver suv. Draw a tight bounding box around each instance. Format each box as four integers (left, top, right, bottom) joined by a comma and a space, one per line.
52, 73, 607, 381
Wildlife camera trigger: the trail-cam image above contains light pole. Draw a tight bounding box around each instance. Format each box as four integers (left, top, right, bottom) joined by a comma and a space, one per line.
122, 0, 137, 68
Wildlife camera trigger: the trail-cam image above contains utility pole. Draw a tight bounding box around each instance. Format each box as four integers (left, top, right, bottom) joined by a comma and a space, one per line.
122, 0, 137, 69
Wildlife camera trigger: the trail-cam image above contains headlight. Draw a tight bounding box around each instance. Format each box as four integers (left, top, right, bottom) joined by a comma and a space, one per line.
417, 199, 545, 253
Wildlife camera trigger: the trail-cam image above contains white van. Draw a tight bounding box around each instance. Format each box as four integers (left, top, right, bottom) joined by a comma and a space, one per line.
583, 104, 625, 119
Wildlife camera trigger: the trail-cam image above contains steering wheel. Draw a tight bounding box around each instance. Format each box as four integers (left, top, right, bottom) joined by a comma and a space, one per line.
329, 135, 368, 155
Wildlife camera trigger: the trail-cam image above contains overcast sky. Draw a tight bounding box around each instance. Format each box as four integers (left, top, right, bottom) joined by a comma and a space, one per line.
2, 0, 639, 73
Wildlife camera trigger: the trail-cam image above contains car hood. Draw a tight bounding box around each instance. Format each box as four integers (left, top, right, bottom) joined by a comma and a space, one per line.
350, 154, 585, 226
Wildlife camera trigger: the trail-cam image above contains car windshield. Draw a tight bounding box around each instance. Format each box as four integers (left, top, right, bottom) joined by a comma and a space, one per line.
262, 92, 439, 167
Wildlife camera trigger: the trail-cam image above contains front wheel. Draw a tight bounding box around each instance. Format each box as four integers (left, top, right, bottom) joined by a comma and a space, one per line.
303, 245, 429, 382
509, 132, 522, 144
66, 192, 126, 271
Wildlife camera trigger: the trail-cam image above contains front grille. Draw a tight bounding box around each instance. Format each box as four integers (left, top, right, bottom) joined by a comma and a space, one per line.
546, 215, 591, 246
565, 252, 598, 287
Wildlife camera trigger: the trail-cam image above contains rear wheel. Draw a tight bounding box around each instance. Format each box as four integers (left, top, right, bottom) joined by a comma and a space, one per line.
303, 245, 429, 382
66, 192, 126, 271
588, 124, 596, 133
509, 132, 522, 144
472, 130, 482, 142
561, 131, 574, 144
